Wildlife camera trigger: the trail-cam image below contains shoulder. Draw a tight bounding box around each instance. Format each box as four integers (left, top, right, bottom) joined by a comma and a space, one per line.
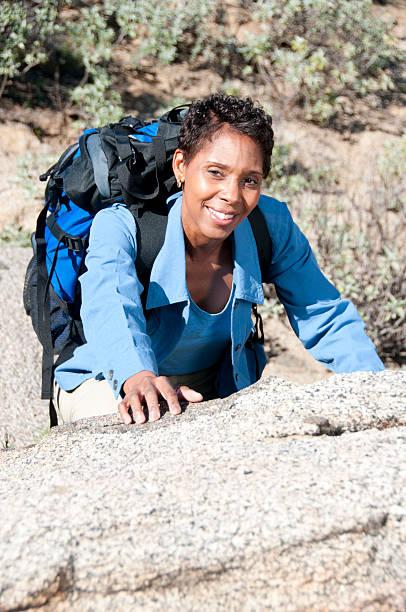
257, 193, 291, 223
256, 193, 303, 255
89, 203, 137, 252
254, 193, 319, 281
92, 202, 136, 233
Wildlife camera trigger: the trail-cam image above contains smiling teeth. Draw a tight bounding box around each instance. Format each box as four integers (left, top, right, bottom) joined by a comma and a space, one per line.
207, 207, 234, 220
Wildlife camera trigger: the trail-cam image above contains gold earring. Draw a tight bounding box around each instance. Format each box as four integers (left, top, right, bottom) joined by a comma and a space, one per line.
177, 177, 184, 188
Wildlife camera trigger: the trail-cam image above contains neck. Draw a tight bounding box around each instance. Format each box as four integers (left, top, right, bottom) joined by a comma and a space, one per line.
184, 233, 231, 264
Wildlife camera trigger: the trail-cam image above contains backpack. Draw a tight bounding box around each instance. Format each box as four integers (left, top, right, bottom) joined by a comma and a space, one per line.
23, 106, 271, 426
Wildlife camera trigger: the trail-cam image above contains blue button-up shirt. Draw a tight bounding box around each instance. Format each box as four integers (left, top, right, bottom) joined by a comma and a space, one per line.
55, 193, 384, 397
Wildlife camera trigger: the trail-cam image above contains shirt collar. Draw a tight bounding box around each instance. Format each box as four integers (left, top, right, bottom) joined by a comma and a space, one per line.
146, 195, 264, 310
233, 215, 264, 304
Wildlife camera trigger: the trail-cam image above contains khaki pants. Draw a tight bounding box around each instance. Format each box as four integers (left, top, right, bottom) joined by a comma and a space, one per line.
54, 377, 121, 424
55, 364, 218, 424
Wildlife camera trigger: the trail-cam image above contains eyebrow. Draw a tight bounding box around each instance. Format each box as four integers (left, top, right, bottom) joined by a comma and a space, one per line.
206, 161, 263, 176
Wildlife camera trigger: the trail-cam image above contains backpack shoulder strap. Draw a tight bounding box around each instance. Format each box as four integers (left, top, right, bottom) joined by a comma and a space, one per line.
130, 207, 168, 308
246, 205, 272, 355
248, 205, 272, 280
131, 201, 272, 312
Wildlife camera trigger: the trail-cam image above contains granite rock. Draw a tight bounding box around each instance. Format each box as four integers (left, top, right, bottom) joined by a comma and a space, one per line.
0, 247, 48, 450
1, 370, 406, 611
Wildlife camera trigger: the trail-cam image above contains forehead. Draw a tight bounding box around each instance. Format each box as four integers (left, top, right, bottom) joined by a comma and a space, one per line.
191, 126, 263, 171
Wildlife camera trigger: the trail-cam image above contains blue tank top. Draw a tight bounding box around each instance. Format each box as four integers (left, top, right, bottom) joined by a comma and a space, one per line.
156, 284, 235, 375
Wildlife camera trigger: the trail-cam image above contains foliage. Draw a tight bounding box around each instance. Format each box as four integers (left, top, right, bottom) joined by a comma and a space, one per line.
0, 0, 122, 123
240, 0, 399, 122
106, 0, 216, 65
264, 143, 337, 202
65, 3, 123, 124
16, 152, 55, 202
263, 135, 406, 365
377, 133, 406, 212
0, 225, 31, 248
0, 0, 64, 95
0, 0, 401, 124
70, 71, 123, 126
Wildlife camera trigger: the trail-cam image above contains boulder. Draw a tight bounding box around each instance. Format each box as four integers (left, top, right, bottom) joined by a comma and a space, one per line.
0, 247, 48, 451
1, 370, 406, 611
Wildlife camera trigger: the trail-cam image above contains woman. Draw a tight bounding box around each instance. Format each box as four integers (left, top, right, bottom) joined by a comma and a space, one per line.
54, 94, 384, 425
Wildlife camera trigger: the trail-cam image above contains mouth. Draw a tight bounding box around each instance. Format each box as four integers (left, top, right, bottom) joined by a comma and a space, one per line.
204, 205, 237, 225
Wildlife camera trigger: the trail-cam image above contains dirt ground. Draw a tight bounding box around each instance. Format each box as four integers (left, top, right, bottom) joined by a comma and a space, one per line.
0, 1, 404, 384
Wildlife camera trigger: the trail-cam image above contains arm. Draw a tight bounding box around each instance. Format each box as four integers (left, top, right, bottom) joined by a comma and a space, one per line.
80, 203, 202, 423
258, 195, 384, 372
80, 203, 159, 393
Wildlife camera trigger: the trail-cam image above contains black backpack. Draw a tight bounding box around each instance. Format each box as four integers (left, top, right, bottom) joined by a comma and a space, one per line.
23, 106, 271, 425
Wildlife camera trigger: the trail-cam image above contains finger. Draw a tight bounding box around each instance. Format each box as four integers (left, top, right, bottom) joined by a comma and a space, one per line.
118, 398, 133, 425
156, 379, 182, 416
177, 386, 203, 403
119, 393, 146, 425
131, 393, 148, 425
143, 386, 161, 422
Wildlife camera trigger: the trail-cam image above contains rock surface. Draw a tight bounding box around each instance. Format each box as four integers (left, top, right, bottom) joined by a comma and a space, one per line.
0, 247, 330, 450
0, 247, 49, 450
1, 371, 406, 611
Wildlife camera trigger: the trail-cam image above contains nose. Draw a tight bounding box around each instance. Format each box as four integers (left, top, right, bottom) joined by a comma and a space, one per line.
219, 176, 242, 204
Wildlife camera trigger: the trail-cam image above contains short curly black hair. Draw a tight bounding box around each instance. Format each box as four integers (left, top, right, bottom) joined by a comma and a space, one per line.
178, 93, 274, 177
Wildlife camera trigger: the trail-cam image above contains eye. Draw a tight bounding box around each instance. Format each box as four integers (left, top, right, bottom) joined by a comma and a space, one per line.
208, 168, 223, 177
244, 177, 260, 187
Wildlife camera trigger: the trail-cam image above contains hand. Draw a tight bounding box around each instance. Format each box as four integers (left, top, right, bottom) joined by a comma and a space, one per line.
118, 370, 203, 425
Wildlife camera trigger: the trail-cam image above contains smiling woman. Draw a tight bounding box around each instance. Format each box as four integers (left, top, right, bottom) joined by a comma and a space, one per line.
53, 93, 384, 425
174, 127, 263, 315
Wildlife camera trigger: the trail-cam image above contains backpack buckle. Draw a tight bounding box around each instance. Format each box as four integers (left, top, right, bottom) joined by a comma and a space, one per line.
64, 236, 86, 252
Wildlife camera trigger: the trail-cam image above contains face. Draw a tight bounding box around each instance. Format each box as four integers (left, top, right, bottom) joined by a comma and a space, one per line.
173, 126, 264, 248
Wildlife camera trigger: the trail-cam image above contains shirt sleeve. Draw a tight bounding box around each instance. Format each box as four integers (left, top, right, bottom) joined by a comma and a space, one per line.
258, 195, 385, 373
79, 203, 159, 397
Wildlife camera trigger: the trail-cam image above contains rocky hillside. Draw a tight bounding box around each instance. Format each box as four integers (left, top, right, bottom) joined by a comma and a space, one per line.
1, 370, 405, 610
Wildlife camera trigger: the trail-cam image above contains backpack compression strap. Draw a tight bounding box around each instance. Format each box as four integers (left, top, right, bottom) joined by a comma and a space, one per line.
247, 205, 272, 356
35, 203, 55, 401
247, 205, 272, 279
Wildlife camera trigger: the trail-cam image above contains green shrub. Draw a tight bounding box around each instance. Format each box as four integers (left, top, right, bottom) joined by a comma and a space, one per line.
0, 0, 122, 123
66, 3, 123, 124
264, 143, 337, 201
17, 152, 55, 202
0, 225, 31, 247
263, 135, 406, 365
1, 0, 400, 124
377, 133, 406, 212
110, 0, 398, 123
106, 0, 215, 65
0, 0, 64, 97
240, 0, 399, 122
293, 198, 405, 364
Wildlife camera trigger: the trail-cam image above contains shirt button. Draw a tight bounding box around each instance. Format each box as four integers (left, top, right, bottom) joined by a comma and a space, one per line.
235, 373, 239, 381
235, 343, 241, 351
113, 380, 118, 390
108, 370, 113, 380
233, 302, 238, 310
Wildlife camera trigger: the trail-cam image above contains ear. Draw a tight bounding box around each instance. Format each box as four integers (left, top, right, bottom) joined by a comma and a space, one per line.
172, 148, 186, 183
